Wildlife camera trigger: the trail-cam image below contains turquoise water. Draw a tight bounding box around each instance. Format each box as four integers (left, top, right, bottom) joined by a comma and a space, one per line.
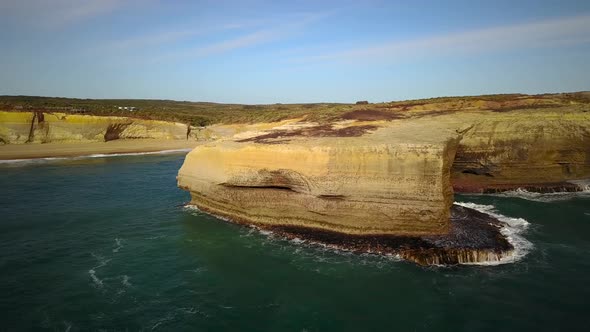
1, 154, 589, 331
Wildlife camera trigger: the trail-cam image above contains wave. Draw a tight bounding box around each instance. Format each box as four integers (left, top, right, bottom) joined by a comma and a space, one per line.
112, 238, 123, 253
121, 275, 132, 287
0, 148, 192, 165
184, 204, 235, 224
88, 253, 111, 288
88, 269, 103, 288
491, 186, 590, 203
454, 202, 533, 265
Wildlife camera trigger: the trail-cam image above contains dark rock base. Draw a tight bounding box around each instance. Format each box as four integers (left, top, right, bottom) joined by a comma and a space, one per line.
262, 205, 513, 266
190, 203, 515, 266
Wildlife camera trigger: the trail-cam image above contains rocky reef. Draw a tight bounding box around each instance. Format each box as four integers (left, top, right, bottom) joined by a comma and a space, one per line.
178, 93, 590, 265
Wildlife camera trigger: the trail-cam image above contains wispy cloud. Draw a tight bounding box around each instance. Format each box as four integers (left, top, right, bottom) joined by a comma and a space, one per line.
146, 11, 331, 62
105, 18, 273, 50
292, 14, 590, 63
0, 0, 126, 28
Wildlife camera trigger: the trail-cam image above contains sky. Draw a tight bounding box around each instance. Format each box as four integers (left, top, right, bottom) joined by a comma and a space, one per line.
0, 0, 589, 104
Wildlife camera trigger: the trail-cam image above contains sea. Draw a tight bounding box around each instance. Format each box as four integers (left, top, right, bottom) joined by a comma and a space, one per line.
1, 153, 589, 331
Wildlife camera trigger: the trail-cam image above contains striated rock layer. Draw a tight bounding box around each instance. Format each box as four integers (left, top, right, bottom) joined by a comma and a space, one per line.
451, 110, 590, 193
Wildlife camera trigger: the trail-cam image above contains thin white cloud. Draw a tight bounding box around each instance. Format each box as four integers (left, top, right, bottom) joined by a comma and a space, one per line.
108, 28, 207, 50
105, 17, 274, 50
293, 14, 590, 63
189, 29, 281, 57
147, 11, 331, 62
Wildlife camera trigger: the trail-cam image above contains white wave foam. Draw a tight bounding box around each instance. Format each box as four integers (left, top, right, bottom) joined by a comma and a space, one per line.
492, 184, 590, 203
88, 269, 103, 288
178, 307, 198, 314
88, 253, 111, 288
454, 202, 533, 265
184, 204, 234, 224
112, 238, 123, 253
150, 312, 176, 330
121, 275, 132, 287
145, 235, 167, 240
0, 148, 192, 165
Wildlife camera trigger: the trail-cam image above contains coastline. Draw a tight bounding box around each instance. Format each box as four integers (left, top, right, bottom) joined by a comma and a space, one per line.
0, 139, 201, 160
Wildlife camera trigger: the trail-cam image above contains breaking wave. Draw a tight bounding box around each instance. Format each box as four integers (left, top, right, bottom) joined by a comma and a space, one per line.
489, 180, 590, 203
454, 202, 533, 265
492, 187, 590, 203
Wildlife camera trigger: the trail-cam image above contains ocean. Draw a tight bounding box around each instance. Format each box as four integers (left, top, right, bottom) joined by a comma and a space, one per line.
1, 153, 589, 331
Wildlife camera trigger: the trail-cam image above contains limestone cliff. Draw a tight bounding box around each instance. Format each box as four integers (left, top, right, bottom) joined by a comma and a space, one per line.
0, 111, 198, 144
177, 96, 590, 245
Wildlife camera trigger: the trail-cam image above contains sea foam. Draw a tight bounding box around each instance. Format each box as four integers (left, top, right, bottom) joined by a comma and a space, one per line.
492, 187, 590, 203
454, 202, 533, 265
488, 179, 590, 203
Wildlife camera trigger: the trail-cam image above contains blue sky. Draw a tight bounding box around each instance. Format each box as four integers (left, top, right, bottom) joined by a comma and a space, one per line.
1, 0, 589, 103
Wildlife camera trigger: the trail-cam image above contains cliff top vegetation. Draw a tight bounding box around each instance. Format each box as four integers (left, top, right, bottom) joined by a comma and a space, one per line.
1, 92, 589, 126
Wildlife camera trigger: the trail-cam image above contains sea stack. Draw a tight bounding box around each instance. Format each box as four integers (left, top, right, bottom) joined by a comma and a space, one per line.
178, 126, 459, 236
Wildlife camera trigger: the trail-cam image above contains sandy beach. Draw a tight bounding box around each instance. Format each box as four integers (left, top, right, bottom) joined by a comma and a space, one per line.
0, 139, 201, 160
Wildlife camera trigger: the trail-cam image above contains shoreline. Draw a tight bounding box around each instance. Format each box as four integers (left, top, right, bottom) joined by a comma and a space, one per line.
0, 139, 201, 161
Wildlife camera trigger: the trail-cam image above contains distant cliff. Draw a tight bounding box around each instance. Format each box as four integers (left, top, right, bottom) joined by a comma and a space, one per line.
0, 111, 199, 144
452, 110, 590, 192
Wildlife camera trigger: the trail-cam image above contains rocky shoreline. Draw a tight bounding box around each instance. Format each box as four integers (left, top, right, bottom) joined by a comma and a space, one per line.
191, 203, 515, 266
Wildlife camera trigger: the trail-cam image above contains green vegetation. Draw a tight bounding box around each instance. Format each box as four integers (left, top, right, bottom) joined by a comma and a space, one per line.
1, 92, 588, 126
0, 96, 356, 125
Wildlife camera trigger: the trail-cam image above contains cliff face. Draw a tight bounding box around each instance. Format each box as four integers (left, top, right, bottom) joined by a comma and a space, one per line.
178, 125, 461, 236
177, 102, 590, 241
451, 110, 590, 192
0, 111, 197, 144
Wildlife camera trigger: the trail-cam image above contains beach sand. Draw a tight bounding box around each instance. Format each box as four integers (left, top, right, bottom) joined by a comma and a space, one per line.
0, 139, 201, 160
